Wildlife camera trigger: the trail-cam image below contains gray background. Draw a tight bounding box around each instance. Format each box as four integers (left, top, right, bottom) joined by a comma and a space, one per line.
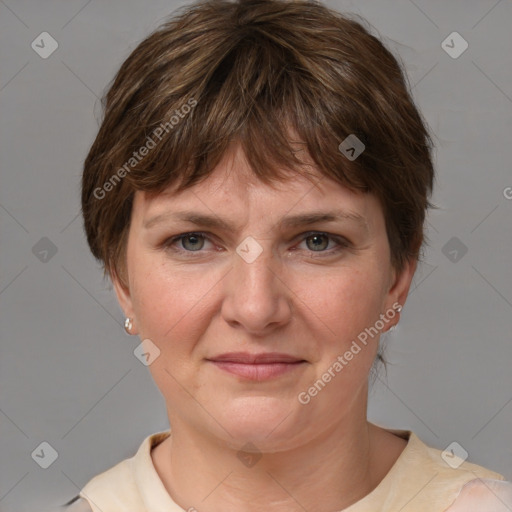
1, 0, 511, 510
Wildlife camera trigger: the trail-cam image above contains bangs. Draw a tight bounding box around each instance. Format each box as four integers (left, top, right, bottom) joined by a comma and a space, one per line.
120, 30, 368, 198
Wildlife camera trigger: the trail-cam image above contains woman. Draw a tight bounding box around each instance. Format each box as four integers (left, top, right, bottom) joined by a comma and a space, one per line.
64, 0, 512, 509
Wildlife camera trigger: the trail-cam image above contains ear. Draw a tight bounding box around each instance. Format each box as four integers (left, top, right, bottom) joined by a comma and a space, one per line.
111, 267, 139, 335
383, 257, 418, 323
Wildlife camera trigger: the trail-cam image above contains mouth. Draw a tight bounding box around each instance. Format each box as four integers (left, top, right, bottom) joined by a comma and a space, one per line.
206, 352, 307, 381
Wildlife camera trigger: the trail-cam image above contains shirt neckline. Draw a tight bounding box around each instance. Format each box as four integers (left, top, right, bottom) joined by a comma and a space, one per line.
132, 427, 414, 511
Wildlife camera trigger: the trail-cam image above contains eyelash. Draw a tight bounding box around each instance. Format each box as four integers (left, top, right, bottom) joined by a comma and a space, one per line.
161, 231, 350, 258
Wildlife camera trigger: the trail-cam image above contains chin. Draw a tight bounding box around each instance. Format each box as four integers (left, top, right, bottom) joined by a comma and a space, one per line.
211, 395, 301, 446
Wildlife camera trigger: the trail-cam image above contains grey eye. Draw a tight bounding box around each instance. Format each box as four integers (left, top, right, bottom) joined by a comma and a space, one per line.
305, 234, 330, 251
181, 234, 206, 251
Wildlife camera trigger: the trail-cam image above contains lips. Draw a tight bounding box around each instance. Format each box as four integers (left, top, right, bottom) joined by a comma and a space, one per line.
206, 352, 307, 381
207, 352, 305, 364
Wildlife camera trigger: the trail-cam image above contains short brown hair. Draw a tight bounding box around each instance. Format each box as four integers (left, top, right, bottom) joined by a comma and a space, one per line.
82, 0, 435, 283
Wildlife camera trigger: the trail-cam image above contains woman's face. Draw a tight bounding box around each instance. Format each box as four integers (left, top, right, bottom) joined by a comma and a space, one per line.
114, 143, 416, 451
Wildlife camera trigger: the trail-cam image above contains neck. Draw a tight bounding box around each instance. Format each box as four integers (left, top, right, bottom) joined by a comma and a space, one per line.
152, 412, 403, 512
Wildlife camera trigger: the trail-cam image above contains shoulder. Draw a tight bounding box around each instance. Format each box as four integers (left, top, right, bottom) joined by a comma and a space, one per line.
65, 497, 94, 511
50, 495, 94, 511
375, 430, 509, 510
66, 431, 170, 511
446, 479, 512, 511
407, 432, 505, 484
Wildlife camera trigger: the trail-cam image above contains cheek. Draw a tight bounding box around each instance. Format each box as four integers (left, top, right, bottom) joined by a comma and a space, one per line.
130, 257, 220, 352
300, 266, 387, 345
298, 268, 386, 405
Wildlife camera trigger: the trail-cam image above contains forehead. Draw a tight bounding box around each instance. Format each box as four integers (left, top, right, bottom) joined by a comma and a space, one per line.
131, 143, 384, 234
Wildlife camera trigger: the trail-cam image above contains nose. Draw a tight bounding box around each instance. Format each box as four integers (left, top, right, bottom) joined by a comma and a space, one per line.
220, 241, 292, 336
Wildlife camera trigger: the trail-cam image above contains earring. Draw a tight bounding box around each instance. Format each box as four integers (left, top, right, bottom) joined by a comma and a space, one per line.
124, 317, 133, 334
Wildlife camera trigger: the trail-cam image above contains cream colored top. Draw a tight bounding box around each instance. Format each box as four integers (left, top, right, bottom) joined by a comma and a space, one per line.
62, 429, 512, 511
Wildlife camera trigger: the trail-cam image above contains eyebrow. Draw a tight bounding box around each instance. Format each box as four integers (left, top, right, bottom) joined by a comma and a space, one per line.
144, 209, 369, 233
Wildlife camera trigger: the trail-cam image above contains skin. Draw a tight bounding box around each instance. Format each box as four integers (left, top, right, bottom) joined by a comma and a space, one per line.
113, 142, 417, 512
